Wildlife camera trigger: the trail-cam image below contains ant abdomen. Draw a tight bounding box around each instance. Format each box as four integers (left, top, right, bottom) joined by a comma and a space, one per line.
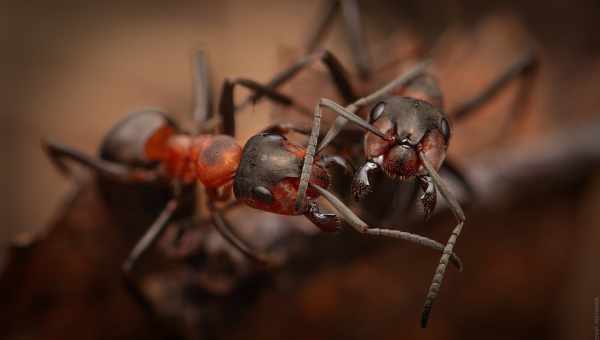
99, 110, 178, 168
95, 110, 179, 214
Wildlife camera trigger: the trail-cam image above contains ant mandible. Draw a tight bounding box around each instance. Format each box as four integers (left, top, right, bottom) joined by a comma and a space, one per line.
295, 50, 538, 327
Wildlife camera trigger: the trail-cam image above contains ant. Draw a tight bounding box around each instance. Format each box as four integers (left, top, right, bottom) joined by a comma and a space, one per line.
43, 50, 307, 272
293, 49, 538, 327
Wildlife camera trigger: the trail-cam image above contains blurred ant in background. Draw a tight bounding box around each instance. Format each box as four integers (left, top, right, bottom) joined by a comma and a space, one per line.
43, 51, 301, 272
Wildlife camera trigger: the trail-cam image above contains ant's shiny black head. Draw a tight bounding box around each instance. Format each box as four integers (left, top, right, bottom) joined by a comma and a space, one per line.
365, 96, 450, 179
234, 133, 330, 216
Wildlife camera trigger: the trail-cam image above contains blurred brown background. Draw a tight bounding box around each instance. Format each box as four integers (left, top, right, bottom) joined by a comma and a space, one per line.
2, 0, 600, 339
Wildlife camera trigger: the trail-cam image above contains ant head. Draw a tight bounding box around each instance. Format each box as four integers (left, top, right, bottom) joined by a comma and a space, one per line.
234, 133, 328, 215
193, 135, 242, 188
365, 97, 450, 179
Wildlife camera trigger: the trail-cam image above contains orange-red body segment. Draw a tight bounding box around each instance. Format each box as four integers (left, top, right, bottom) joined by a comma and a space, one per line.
144, 131, 242, 188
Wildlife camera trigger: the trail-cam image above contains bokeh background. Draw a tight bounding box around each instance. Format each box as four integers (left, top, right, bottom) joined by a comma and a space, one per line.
2, 0, 600, 339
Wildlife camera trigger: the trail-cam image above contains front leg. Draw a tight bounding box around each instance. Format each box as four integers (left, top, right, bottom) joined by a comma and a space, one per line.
419, 151, 466, 328
417, 175, 437, 221
351, 160, 381, 200
304, 201, 341, 232
310, 183, 463, 271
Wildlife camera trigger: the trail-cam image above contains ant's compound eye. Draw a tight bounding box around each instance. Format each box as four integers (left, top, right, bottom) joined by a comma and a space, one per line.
252, 186, 273, 204
370, 102, 385, 122
440, 118, 450, 142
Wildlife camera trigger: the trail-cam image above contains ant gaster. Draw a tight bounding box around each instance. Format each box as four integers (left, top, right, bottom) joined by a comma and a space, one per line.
295, 51, 538, 327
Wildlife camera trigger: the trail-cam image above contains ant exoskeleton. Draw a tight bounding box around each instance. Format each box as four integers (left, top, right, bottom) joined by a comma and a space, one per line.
293, 50, 538, 327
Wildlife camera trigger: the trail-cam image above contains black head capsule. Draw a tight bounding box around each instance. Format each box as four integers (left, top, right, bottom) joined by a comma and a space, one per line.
353, 97, 450, 199
366, 97, 449, 175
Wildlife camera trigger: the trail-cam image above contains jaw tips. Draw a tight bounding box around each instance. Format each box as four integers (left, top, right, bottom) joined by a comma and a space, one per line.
420, 304, 432, 328
351, 182, 372, 201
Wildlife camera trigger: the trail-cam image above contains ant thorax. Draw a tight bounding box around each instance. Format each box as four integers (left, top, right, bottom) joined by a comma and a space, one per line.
147, 133, 241, 187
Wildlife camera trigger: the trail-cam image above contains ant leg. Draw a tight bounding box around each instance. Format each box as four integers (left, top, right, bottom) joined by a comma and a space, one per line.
419, 151, 466, 328
191, 50, 214, 131
260, 123, 312, 136
305, 0, 371, 80
210, 208, 275, 266
122, 199, 179, 273
339, 0, 371, 80
218, 77, 308, 136
451, 50, 539, 122
310, 183, 463, 271
244, 49, 357, 107
42, 140, 160, 183
305, 0, 338, 55
441, 159, 475, 200
121, 198, 178, 315
317, 60, 431, 153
